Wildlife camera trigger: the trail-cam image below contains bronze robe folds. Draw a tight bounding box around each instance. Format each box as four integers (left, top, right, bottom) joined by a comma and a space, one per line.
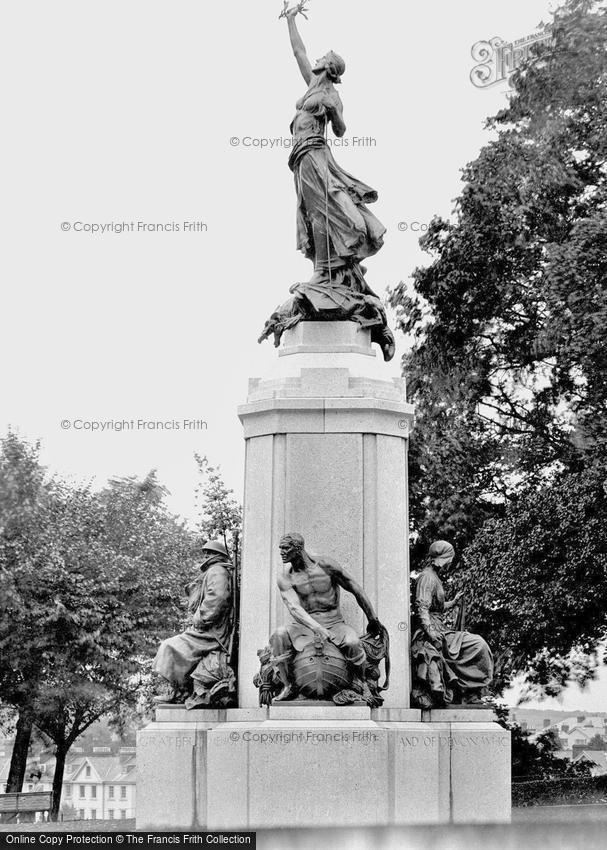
411, 567, 493, 704
289, 88, 385, 274
153, 561, 233, 689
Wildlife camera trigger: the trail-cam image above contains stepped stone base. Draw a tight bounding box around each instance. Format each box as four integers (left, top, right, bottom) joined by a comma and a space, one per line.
136, 708, 511, 829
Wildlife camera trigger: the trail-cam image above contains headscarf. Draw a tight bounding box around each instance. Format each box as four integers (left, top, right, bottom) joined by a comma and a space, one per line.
428, 540, 455, 567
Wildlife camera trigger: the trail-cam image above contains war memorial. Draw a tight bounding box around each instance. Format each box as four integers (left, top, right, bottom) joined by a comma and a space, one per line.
136, 2, 510, 829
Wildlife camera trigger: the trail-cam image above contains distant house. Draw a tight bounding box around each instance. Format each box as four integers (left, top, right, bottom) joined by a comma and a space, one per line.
529, 714, 607, 751
560, 726, 595, 749
63, 755, 136, 821
573, 751, 607, 776
1, 720, 138, 821
12, 751, 136, 821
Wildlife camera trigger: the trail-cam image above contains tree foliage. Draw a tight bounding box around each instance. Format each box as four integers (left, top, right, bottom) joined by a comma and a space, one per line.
0, 433, 194, 816
194, 454, 242, 567
0, 436, 245, 817
390, 0, 607, 693
458, 467, 607, 694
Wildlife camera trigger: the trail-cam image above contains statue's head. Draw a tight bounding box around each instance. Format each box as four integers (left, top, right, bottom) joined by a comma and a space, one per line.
279, 532, 305, 563
198, 538, 230, 567
313, 51, 346, 84
428, 540, 455, 570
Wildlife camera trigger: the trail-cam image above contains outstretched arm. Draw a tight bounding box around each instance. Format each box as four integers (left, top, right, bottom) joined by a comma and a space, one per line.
284, 5, 312, 84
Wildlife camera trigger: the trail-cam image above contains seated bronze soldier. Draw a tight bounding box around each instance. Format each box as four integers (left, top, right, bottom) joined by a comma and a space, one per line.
153, 539, 235, 709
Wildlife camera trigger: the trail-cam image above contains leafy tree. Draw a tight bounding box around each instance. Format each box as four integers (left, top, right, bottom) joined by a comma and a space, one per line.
194, 454, 242, 565
0, 435, 194, 818
453, 466, 607, 693
38, 477, 191, 819
0, 433, 54, 795
390, 0, 607, 693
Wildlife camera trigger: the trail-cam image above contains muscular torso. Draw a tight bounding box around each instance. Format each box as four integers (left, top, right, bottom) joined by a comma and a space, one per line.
287, 559, 340, 614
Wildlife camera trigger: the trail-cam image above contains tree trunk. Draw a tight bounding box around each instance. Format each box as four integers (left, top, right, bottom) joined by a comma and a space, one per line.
5, 707, 33, 792
50, 746, 67, 822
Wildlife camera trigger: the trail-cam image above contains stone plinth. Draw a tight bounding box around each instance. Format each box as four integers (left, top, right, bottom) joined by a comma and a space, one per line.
269, 704, 371, 721
237, 322, 415, 709
136, 710, 511, 829
450, 723, 511, 823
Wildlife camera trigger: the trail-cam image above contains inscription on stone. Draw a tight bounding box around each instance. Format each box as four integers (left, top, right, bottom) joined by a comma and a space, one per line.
139, 735, 194, 747
452, 735, 510, 748
400, 735, 509, 748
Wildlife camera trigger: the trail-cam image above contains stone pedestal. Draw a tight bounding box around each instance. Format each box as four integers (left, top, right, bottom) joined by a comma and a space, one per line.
136, 707, 510, 829
237, 322, 415, 708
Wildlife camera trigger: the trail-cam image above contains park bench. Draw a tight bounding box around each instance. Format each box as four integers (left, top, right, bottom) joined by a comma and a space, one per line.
0, 791, 53, 823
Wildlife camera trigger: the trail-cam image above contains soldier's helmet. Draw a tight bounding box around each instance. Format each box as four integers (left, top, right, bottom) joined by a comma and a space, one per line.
201, 539, 230, 558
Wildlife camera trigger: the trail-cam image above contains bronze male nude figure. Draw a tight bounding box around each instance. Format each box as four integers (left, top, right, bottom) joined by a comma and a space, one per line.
267, 532, 386, 705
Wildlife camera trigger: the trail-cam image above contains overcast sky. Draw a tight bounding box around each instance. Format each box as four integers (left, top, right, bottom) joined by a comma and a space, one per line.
5, 0, 605, 709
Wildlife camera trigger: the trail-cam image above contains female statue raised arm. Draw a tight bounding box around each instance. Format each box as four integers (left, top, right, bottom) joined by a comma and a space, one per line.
284, 4, 313, 85
258, 3, 395, 361
285, 6, 345, 136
